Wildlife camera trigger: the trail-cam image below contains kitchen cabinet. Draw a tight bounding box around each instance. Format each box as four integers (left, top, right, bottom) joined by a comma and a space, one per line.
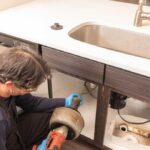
42, 46, 105, 84
105, 65, 150, 102
42, 46, 150, 150
0, 0, 150, 149
42, 46, 111, 150
0, 34, 39, 53
101, 65, 150, 149
1, 34, 149, 150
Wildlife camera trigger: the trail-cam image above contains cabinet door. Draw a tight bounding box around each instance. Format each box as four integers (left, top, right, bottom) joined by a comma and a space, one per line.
0, 34, 39, 53
105, 65, 150, 102
42, 46, 105, 84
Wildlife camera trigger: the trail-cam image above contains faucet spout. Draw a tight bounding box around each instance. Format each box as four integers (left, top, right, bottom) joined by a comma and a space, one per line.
134, 0, 150, 26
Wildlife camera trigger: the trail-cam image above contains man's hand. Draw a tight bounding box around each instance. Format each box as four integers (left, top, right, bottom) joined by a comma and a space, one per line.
65, 93, 83, 107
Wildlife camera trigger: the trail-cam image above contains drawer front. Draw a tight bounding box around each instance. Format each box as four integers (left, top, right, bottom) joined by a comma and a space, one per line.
0, 34, 39, 53
42, 46, 104, 84
105, 65, 150, 102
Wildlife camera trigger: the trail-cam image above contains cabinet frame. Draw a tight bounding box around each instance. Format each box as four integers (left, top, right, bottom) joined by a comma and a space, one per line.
42, 46, 109, 149
0, 33, 40, 54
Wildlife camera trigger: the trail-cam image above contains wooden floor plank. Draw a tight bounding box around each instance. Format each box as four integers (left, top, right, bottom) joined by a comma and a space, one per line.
61, 140, 99, 150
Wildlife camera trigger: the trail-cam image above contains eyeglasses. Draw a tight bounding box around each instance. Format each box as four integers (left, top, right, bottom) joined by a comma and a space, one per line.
15, 83, 37, 92
24, 87, 37, 92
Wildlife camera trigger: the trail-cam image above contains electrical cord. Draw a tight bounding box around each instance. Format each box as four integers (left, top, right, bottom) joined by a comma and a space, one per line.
118, 109, 150, 124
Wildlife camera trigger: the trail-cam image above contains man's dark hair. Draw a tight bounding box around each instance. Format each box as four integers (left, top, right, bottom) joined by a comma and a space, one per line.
0, 47, 50, 89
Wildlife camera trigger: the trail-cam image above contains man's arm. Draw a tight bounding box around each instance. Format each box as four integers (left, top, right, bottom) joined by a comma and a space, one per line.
15, 94, 65, 112
0, 120, 7, 150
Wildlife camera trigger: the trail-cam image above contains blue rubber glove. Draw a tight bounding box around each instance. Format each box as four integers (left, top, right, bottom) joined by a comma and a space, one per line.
65, 93, 83, 107
37, 138, 47, 150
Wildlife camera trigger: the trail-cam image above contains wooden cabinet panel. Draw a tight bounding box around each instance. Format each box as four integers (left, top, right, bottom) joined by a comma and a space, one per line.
42, 46, 104, 84
105, 65, 150, 102
0, 34, 39, 53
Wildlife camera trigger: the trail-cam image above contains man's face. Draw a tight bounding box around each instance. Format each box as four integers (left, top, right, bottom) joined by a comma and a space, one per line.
2, 80, 37, 97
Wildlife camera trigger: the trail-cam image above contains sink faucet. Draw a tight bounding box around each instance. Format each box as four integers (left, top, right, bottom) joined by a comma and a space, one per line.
134, 0, 150, 26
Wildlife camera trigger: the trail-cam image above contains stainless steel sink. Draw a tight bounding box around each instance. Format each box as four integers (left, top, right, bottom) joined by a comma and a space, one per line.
69, 23, 150, 59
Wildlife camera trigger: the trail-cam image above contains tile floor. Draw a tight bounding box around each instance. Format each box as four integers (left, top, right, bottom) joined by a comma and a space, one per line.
33, 70, 150, 150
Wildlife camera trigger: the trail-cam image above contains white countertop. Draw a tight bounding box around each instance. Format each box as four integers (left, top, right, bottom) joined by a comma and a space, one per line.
0, 0, 150, 77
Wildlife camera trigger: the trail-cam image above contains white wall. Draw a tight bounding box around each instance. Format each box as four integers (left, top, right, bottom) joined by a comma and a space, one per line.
0, 0, 32, 10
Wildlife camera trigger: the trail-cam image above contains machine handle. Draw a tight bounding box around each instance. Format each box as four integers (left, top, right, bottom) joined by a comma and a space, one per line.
70, 97, 80, 110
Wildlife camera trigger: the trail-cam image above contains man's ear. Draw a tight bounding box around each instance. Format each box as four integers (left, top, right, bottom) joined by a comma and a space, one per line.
5, 80, 15, 87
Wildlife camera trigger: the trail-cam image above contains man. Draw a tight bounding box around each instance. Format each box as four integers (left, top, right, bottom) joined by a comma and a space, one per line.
0, 47, 82, 150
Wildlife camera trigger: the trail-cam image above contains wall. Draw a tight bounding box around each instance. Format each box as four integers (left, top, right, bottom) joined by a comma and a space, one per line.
0, 0, 32, 10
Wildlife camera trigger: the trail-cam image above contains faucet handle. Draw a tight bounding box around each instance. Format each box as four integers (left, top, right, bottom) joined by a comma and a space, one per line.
134, 0, 144, 26
139, 0, 144, 4
139, 0, 147, 5
134, 0, 150, 26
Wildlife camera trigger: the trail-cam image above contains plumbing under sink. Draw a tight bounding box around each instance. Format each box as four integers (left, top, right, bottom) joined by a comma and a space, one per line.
69, 23, 150, 59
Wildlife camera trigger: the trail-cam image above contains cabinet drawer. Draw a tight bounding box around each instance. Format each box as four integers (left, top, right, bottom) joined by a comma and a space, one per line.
0, 34, 39, 53
42, 46, 104, 84
105, 65, 150, 102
